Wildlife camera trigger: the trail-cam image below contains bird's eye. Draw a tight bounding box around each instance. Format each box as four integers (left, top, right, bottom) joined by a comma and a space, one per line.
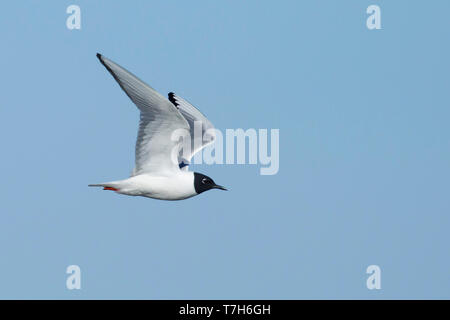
202, 178, 210, 185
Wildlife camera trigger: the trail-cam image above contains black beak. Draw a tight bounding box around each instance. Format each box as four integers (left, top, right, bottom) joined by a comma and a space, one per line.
213, 184, 227, 191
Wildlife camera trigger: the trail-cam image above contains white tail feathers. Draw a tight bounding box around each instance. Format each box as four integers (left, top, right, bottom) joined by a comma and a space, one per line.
88, 183, 119, 191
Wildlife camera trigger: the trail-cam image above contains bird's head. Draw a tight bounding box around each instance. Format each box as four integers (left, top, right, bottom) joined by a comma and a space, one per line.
193, 172, 227, 194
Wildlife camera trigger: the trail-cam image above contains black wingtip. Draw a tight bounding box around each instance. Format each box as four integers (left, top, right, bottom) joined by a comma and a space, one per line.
168, 92, 178, 106
96, 53, 108, 69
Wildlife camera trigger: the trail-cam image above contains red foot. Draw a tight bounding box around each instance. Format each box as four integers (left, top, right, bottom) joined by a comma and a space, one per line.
103, 187, 119, 191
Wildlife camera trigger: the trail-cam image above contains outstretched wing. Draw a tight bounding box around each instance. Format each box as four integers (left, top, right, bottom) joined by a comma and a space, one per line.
168, 92, 216, 170
97, 54, 190, 176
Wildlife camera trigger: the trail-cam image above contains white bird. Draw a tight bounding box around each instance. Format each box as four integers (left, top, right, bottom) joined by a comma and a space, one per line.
89, 53, 226, 200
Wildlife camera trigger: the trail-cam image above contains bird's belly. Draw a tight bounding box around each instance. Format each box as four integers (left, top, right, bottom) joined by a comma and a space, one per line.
142, 191, 195, 201
122, 173, 196, 201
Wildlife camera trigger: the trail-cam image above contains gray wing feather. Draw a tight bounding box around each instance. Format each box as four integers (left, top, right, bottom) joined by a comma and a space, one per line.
168, 92, 216, 170
97, 54, 190, 175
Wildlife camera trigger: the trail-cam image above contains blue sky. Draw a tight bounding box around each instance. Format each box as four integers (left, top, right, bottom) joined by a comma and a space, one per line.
0, 0, 449, 299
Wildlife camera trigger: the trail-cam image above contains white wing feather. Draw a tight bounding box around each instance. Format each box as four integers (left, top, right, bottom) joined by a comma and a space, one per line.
97, 54, 190, 176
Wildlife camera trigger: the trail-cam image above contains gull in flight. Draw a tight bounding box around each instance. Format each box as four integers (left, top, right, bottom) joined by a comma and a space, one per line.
89, 53, 227, 200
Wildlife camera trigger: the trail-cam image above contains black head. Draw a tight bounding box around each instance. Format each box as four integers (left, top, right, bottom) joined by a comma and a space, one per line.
194, 172, 227, 195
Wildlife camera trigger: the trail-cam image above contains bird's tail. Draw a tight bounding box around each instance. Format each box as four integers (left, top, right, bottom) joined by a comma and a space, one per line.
88, 183, 120, 192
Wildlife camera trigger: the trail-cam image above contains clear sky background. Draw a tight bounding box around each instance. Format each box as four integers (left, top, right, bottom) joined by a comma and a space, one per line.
1, 0, 449, 299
